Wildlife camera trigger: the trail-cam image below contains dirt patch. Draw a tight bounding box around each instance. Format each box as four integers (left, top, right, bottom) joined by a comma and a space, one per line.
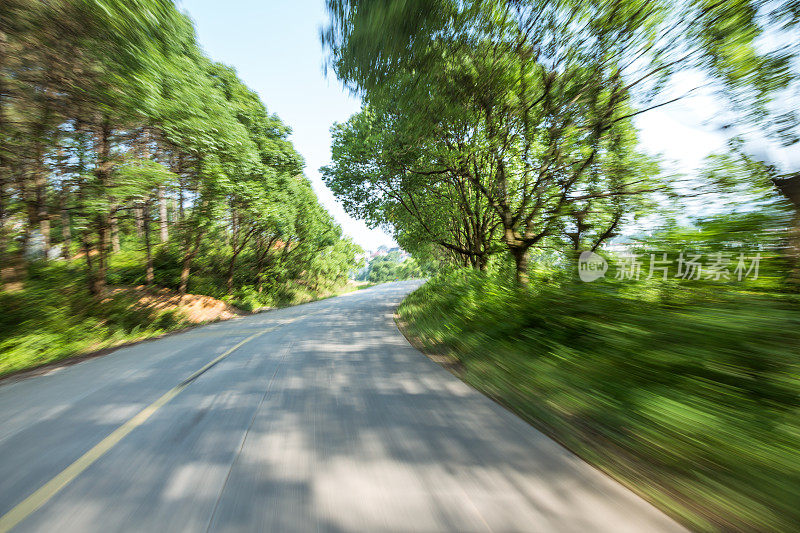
0, 287, 247, 385
108, 286, 244, 323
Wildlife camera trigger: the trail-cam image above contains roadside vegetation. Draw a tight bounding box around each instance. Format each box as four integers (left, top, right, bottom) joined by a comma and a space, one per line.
0, 1, 362, 376
1, 262, 186, 377
394, 208, 800, 532
398, 262, 800, 531
0, 250, 361, 378
321, 1, 799, 531
355, 250, 432, 283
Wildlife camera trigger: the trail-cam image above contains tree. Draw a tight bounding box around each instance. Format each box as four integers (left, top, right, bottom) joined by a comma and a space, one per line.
0, 0, 361, 302
323, 108, 503, 270
322, 0, 793, 283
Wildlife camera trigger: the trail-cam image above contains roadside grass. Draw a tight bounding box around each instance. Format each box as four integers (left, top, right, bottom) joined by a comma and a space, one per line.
268, 279, 371, 305
0, 258, 356, 379
0, 262, 188, 378
397, 269, 800, 532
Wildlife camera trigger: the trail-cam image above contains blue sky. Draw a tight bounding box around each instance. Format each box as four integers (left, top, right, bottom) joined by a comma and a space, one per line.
176, 0, 752, 249
177, 0, 395, 250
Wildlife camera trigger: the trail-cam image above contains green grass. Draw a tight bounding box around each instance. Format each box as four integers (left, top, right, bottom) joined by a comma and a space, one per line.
398, 269, 800, 532
0, 262, 188, 378
0, 255, 357, 378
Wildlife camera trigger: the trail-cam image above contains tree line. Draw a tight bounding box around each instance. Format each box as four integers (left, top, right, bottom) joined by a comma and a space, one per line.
0, 0, 361, 300
356, 250, 431, 283
321, 0, 798, 285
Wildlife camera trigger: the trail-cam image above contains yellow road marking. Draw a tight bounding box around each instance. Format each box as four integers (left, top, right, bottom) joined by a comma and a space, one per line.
0, 326, 279, 533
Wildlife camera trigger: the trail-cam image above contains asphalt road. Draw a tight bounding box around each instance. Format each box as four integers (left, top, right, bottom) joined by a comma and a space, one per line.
0, 281, 684, 532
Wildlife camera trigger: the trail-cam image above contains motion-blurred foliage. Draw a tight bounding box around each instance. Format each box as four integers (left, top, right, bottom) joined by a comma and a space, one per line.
322, 1, 800, 530
0, 262, 184, 376
399, 267, 800, 531
356, 251, 433, 283
0, 0, 363, 375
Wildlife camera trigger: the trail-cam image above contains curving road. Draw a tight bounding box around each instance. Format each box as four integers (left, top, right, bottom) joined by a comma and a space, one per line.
0, 281, 684, 532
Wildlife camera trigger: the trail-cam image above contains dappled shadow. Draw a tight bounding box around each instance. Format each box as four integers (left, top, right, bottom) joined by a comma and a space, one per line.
3, 281, 681, 532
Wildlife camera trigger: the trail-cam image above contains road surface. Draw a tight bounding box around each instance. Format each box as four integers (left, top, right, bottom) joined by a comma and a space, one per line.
0, 281, 684, 532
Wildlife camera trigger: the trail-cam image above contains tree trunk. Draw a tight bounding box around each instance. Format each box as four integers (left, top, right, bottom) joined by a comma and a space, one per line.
83, 236, 93, 292
34, 142, 50, 259
179, 230, 203, 295
14, 168, 29, 267
60, 204, 71, 260
143, 203, 153, 285
92, 120, 112, 293
787, 206, 800, 287
0, 170, 7, 254
0, 30, 9, 285
158, 185, 168, 242
133, 129, 148, 240
230, 208, 238, 248
275, 238, 293, 284
773, 173, 800, 287
511, 246, 529, 286
82, 234, 102, 296
179, 252, 192, 295
177, 178, 184, 222
39, 216, 50, 258
110, 210, 120, 253
0, 173, 8, 290
226, 250, 239, 295
255, 236, 277, 292
133, 205, 143, 238
96, 215, 108, 290
478, 254, 488, 272
227, 226, 255, 295
172, 153, 184, 222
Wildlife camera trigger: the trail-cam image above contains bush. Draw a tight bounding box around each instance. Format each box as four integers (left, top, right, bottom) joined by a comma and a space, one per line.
229, 285, 275, 312
0, 262, 188, 377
